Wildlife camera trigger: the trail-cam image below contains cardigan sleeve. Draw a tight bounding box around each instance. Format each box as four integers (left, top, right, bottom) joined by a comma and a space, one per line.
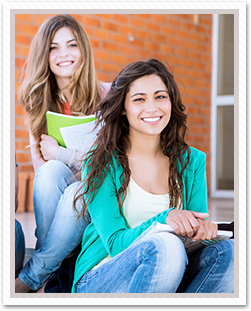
82, 161, 175, 258
183, 149, 208, 214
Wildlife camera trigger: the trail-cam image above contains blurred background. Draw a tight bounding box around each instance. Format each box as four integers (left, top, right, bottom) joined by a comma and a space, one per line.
15, 14, 234, 247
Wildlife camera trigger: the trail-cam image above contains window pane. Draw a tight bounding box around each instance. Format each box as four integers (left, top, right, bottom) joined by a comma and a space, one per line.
216, 105, 234, 190
217, 15, 234, 95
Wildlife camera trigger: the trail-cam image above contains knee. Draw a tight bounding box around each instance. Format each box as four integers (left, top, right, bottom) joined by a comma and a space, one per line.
34, 160, 75, 192
217, 239, 234, 263
204, 239, 234, 267
143, 232, 188, 268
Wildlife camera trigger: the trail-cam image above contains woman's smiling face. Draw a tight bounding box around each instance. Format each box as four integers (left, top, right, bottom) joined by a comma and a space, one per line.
49, 27, 81, 86
124, 74, 172, 139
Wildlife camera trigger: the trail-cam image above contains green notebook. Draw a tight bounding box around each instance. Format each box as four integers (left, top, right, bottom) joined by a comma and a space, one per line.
46, 111, 96, 148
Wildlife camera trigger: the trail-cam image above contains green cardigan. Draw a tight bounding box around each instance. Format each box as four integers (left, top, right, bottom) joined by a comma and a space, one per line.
71, 146, 207, 292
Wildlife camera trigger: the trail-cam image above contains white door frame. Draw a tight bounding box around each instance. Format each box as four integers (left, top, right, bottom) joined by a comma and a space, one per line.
211, 14, 234, 199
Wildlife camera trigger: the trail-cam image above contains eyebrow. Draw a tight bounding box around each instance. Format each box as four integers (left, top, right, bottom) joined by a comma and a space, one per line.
130, 90, 168, 98
51, 38, 77, 45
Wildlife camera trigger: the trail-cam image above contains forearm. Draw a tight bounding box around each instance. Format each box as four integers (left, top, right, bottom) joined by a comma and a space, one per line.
56, 147, 83, 175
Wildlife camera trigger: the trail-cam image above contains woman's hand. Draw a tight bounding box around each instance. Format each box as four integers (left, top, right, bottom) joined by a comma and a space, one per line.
165, 209, 209, 239
40, 134, 60, 161
192, 218, 218, 241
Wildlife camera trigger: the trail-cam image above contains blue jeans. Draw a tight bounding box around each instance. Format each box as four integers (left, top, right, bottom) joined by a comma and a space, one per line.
76, 230, 234, 293
15, 219, 25, 279
19, 160, 89, 291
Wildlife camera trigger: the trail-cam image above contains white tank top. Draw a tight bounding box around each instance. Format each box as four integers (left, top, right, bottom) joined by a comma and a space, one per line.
123, 178, 170, 228
92, 179, 172, 270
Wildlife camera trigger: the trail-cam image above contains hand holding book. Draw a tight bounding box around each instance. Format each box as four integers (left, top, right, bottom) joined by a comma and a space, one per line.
46, 111, 98, 152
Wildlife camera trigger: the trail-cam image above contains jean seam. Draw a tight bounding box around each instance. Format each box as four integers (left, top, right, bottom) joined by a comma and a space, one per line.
195, 244, 222, 293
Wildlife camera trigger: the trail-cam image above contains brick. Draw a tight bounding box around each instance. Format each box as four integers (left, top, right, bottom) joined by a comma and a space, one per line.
152, 15, 166, 24
162, 26, 175, 36
15, 129, 29, 139
130, 39, 144, 48
16, 152, 30, 162
93, 50, 110, 61
96, 14, 112, 20
119, 46, 134, 56
102, 62, 118, 73
131, 18, 144, 28
167, 37, 180, 47
182, 59, 194, 68
120, 25, 135, 36
22, 24, 39, 36
188, 89, 202, 97
90, 39, 100, 49
182, 22, 194, 30
15, 22, 21, 32
94, 61, 100, 70
15, 117, 19, 127
22, 46, 30, 57
15, 58, 26, 69
136, 30, 151, 40
84, 16, 100, 27
112, 33, 127, 45
166, 56, 180, 66
177, 14, 191, 20
182, 40, 194, 50
114, 15, 128, 24
194, 136, 205, 143
97, 72, 110, 82
34, 15, 47, 26
15, 45, 21, 55
189, 51, 201, 60
136, 49, 150, 59
194, 117, 204, 124
196, 44, 207, 52
190, 33, 202, 42
15, 14, 32, 23
181, 78, 194, 87
176, 29, 189, 39
20, 165, 34, 172
111, 54, 127, 65
176, 49, 189, 58
137, 14, 151, 19
94, 29, 111, 41
102, 21, 118, 32
168, 18, 180, 28
15, 34, 30, 45
161, 45, 174, 55
15, 69, 21, 80
152, 34, 166, 43
103, 42, 118, 52
145, 42, 160, 51
83, 27, 92, 37
188, 70, 202, 79
174, 67, 188, 77
146, 22, 160, 32
15, 104, 26, 115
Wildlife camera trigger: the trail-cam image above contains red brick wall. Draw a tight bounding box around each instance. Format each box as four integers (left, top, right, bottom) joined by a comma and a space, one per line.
15, 13, 212, 191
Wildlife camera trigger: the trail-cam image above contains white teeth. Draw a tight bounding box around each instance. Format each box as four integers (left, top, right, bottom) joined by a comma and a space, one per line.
58, 61, 73, 67
142, 117, 161, 122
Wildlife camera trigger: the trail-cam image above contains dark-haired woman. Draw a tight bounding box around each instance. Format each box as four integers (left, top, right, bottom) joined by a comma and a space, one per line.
72, 59, 234, 293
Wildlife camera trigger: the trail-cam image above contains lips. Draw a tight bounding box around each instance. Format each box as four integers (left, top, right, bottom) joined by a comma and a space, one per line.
57, 61, 74, 67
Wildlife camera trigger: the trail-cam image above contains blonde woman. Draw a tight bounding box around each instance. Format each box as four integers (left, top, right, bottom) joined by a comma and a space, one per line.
16, 14, 110, 293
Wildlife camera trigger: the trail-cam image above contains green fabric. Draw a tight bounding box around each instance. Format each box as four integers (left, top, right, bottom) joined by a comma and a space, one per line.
71, 146, 207, 292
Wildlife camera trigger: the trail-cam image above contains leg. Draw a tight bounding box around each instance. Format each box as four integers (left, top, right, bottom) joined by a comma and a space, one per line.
33, 160, 76, 249
17, 182, 89, 291
177, 239, 234, 293
15, 219, 25, 278
76, 231, 188, 293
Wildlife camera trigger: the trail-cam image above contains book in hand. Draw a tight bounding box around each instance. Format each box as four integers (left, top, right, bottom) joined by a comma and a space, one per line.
46, 111, 96, 149
138, 221, 233, 256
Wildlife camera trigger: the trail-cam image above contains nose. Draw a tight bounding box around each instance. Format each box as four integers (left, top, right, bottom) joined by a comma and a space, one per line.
144, 99, 158, 113
59, 47, 69, 58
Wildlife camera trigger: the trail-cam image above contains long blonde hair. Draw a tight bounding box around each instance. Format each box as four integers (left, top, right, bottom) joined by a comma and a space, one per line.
18, 14, 101, 157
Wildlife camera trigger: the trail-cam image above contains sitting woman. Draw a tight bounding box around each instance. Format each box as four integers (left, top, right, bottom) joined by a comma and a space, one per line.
16, 14, 110, 293
71, 59, 234, 293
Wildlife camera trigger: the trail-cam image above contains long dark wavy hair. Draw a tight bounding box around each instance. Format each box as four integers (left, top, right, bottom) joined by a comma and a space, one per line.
74, 58, 190, 219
